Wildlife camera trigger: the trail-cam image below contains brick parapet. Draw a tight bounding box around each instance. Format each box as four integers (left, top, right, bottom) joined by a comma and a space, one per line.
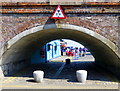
1, 2, 120, 6
1, 8, 120, 14
1, 5, 120, 14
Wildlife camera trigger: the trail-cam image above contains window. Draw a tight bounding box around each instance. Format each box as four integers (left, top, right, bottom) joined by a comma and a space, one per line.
47, 44, 51, 51
55, 45, 57, 54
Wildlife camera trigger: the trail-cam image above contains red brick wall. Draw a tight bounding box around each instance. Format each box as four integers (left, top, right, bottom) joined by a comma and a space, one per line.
1, 14, 119, 48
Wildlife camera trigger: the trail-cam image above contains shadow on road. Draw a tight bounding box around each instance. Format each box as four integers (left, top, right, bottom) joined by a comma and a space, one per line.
7, 60, 118, 83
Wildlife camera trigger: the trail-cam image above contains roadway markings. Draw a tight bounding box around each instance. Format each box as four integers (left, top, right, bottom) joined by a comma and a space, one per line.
1, 77, 16, 84
95, 81, 118, 85
53, 63, 65, 78
2, 84, 118, 89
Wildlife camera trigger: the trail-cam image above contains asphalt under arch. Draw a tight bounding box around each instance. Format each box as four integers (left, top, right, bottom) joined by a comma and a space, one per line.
0, 24, 120, 78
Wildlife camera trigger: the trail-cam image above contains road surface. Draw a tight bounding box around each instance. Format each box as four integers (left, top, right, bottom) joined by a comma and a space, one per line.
1, 55, 119, 89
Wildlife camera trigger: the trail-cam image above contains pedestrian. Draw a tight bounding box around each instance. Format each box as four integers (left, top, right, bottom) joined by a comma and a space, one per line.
61, 47, 64, 56
79, 47, 82, 57
82, 47, 87, 56
66, 48, 69, 56
75, 47, 79, 60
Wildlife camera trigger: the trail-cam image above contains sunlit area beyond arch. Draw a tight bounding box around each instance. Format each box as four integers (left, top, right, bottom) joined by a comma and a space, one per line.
45, 39, 95, 63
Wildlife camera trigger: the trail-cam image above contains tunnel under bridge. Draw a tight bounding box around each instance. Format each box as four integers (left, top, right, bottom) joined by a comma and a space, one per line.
0, 24, 120, 79
0, 2, 120, 80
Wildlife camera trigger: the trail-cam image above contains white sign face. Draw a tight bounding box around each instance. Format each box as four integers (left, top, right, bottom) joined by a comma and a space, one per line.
52, 7, 64, 18
50, 5, 66, 19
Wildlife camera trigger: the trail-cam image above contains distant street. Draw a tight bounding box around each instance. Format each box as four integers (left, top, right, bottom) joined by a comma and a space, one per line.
1, 55, 119, 89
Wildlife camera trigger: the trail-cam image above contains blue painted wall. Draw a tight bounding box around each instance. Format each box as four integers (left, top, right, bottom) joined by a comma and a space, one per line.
31, 40, 61, 64
46, 40, 61, 61
31, 46, 46, 64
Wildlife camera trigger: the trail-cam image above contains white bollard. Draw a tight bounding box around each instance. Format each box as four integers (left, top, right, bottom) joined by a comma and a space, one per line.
33, 70, 44, 83
76, 70, 87, 83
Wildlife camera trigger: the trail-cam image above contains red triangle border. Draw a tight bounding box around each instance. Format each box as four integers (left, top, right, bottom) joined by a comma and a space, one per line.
50, 5, 66, 19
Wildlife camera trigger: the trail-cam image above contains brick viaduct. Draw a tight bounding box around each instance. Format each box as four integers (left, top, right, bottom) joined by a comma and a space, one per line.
0, 1, 120, 79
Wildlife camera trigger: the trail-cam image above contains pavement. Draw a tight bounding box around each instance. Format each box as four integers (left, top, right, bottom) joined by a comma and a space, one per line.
1, 55, 119, 89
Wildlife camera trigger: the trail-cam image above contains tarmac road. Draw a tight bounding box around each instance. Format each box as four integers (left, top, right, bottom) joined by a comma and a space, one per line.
1, 55, 119, 89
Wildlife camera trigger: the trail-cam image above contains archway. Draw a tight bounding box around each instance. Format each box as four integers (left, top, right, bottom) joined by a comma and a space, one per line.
0, 24, 120, 78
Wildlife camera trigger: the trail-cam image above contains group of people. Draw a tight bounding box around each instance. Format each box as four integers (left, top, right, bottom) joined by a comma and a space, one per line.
61, 46, 88, 58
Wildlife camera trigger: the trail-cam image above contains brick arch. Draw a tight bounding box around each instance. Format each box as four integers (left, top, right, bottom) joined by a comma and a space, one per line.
2, 16, 118, 48
6, 24, 119, 57
15, 17, 108, 40
0, 24, 120, 78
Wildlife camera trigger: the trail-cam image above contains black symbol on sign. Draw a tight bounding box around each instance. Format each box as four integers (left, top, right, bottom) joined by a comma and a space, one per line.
56, 13, 61, 16
57, 10, 60, 12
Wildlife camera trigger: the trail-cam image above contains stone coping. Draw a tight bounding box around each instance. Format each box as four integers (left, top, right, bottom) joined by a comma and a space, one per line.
0, 2, 120, 6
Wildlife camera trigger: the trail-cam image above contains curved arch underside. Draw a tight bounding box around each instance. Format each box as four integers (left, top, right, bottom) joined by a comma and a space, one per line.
1, 24, 120, 78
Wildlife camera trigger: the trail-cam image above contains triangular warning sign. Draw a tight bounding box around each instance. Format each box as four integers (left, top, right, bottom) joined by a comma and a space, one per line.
50, 5, 66, 19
